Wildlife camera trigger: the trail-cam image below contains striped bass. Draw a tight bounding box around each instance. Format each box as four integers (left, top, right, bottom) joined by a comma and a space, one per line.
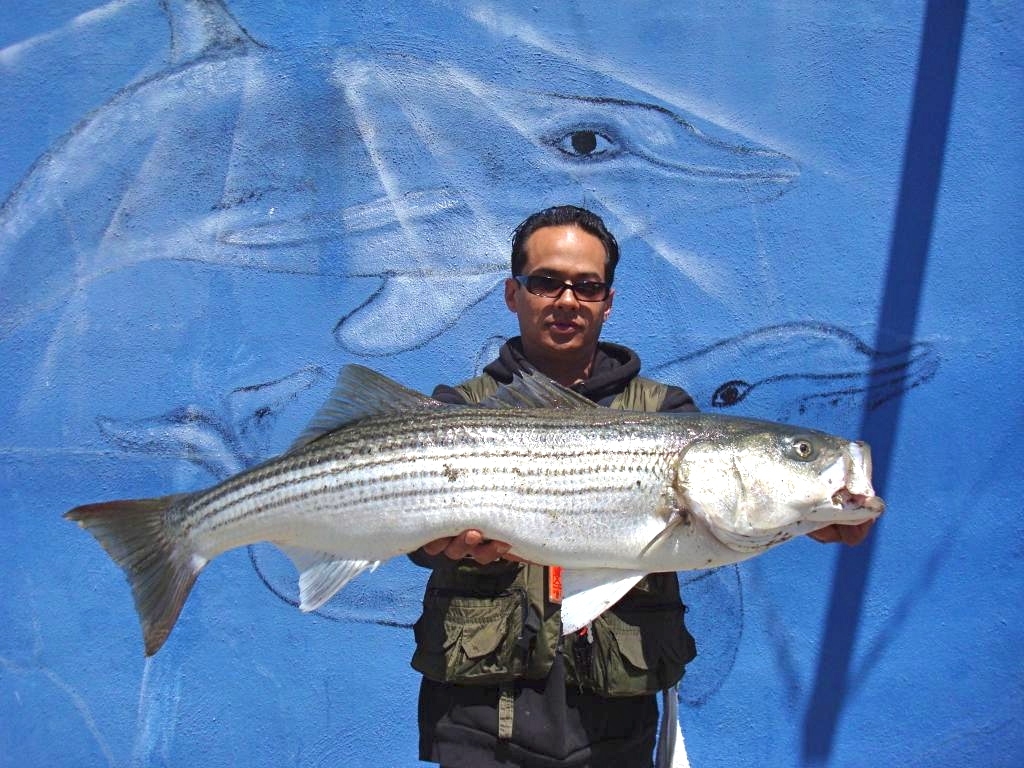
66, 365, 884, 655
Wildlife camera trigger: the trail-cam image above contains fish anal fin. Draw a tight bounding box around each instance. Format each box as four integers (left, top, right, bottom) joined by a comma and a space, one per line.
559, 569, 646, 635
277, 545, 381, 611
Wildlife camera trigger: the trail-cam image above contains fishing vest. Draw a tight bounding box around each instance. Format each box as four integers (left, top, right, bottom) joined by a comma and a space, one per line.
410, 373, 697, 697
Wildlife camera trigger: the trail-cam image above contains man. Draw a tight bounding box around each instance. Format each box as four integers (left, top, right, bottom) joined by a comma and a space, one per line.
410, 205, 873, 767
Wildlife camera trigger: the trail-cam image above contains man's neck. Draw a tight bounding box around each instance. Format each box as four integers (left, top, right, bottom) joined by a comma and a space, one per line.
520, 342, 597, 387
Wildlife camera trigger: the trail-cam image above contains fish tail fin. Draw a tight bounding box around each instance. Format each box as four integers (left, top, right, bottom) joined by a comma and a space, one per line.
65, 494, 204, 656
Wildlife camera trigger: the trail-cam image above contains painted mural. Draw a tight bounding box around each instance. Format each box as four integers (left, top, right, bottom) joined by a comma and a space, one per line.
2, 1, 1021, 767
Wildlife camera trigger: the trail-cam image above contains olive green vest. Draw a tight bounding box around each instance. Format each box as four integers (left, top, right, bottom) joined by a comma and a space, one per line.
410, 373, 696, 696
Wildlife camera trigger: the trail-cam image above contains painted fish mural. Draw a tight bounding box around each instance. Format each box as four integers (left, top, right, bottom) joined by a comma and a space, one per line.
0, 0, 798, 360
650, 322, 939, 433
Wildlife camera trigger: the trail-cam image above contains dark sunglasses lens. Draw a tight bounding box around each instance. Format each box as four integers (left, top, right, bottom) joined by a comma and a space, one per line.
573, 282, 607, 301
521, 275, 607, 301
526, 275, 562, 296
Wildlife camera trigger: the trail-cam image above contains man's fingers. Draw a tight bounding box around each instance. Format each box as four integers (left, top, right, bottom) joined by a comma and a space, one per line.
422, 537, 453, 556
473, 541, 511, 565
444, 537, 472, 560
838, 519, 875, 546
462, 529, 485, 547
809, 520, 876, 546
808, 525, 842, 544
441, 530, 488, 560
423, 531, 483, 559
423, 530, 516, 563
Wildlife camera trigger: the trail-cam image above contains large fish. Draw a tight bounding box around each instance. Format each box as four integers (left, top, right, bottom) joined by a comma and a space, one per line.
66, 365, 883, 656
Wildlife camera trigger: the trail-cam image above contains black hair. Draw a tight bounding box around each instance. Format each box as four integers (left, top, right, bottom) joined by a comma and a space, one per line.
510, 205, 620, 285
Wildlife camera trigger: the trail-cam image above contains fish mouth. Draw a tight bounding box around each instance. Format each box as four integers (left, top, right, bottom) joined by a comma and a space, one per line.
829, 487, 885, 521
828, 440, 884, 521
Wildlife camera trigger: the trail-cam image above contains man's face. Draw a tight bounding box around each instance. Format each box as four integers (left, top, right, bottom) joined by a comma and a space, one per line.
504, 224, 615, 363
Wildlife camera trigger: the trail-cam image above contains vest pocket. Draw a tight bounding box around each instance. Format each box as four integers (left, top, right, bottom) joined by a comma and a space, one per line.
411, 587, 528, 684
578, 604, 696, 697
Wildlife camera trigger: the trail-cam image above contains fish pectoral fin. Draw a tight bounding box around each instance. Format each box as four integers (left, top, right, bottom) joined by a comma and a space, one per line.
559, 569, 647, 634
277, 545, 381, 612
640, 505, 688, 556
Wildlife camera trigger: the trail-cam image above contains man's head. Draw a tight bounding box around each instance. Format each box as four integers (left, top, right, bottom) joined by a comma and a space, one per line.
504, 206, 618, 383
510, 205, 620, 285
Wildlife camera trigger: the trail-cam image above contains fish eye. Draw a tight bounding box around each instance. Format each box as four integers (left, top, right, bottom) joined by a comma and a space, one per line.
550, 128, 619, 160
712, 380, 751, 408
790, 438, 816, 461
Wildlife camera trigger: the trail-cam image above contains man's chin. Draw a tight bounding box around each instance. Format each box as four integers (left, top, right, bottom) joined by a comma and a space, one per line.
541, 333, 587, 351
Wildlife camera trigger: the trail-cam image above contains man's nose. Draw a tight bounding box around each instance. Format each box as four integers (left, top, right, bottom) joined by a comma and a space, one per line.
553, 284, 580, 307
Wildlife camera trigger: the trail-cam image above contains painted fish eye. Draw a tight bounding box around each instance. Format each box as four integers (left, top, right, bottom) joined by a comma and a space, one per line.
550, 128, 619, 160
712, 379, 751, 408
790, 438, 816, 461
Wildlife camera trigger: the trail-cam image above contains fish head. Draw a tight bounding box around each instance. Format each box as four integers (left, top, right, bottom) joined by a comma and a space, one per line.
678, 420, 884, 553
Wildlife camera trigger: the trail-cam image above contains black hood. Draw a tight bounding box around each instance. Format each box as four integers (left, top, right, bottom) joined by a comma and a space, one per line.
482, 337, 642, 403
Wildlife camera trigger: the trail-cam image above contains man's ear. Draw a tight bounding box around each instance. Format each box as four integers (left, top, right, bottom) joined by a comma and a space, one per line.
603, 286, 615, 320
504, 278, 519, 312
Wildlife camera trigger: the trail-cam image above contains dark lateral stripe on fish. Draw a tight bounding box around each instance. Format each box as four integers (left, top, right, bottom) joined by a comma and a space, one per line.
196, 482, 644, 534
183, 446, 668, 529
184, 459, 658, 534
209, 443, 665, 491
188, 448, 658, 513
298, 414, 678, 452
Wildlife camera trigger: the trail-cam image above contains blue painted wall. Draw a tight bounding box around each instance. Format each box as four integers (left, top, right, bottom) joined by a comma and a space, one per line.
1, 1, 1020, 766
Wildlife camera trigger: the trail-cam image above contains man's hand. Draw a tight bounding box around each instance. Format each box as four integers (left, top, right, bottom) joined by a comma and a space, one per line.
808, 519, 876, 546
423, 529, 515, 565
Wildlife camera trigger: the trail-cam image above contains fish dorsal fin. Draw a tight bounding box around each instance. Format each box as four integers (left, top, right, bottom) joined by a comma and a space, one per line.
559, 569, 647, 634
289, 365, 443, 452
478, 370, 599, 410
277, 545, 381, 611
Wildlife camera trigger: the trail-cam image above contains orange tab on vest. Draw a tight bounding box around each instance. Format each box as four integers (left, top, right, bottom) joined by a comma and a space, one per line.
548, 566, 563, 604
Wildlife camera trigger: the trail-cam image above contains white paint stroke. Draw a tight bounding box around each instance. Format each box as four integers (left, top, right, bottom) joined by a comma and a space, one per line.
160, 667, 184, 764
747, 194, 780, 321
16, 200, 92, 418
441, 64, 539, 143
380, 70, 508, 263
132, 657, 181, 768
0, 656, 117, 768
583, 188, 735, 308
211, 55, 266, 253
336, 58, 431, 269
131, 658, 156, 768
0, 0, 138, 66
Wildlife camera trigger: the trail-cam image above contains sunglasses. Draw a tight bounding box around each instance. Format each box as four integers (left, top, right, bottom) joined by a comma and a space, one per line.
513, 274, 611, 302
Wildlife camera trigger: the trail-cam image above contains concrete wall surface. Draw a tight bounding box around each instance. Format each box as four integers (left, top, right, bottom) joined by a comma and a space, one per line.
1, 1, 1021, 766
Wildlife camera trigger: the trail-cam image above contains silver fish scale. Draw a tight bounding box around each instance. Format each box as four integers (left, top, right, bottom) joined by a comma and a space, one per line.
177, 408, 695, 567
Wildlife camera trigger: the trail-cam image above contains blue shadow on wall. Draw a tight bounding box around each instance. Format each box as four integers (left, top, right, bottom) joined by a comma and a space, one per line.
801, 0, 968, 762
